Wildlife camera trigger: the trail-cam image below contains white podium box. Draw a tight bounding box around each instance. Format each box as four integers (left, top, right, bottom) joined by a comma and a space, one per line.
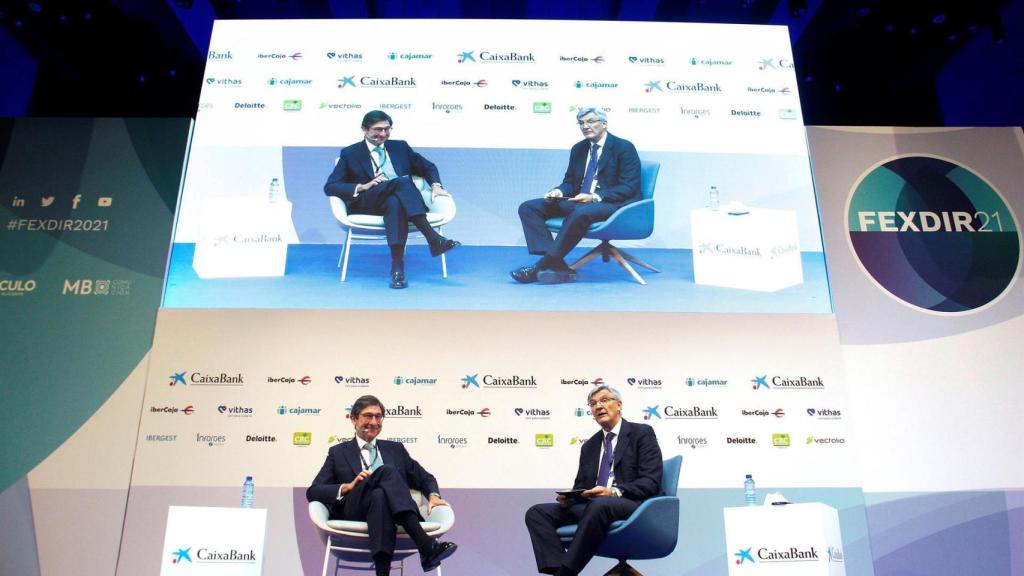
160, 506, 267, 576
724, 503, 846, 576
192, 197, 292, 279
690, 207, 803, 292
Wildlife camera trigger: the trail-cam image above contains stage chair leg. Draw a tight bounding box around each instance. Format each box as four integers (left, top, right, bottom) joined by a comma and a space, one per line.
439, 225, 448, 278
616, 246, 660, 273
569, 244, 605, 270
609, 247, 647, 285
603, 560, 643, 576
340, 233, 353, 282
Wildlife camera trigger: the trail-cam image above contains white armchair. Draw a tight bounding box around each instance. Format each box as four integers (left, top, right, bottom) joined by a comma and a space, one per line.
308, 489, 456, 576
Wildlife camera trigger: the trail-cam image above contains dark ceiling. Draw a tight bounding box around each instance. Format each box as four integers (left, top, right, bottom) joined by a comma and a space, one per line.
0, 0, 1020, 126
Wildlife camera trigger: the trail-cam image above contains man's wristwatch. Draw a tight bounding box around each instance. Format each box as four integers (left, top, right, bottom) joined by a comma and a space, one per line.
429, 492, 442, 499
611, 486, 622, 498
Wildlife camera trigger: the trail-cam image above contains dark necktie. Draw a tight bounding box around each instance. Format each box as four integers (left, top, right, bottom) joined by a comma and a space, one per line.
581, 142, 600, 195
597, 432, 615, 486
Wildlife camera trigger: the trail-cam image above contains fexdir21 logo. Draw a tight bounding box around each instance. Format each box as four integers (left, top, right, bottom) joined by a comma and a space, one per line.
847, 155, 1020, 313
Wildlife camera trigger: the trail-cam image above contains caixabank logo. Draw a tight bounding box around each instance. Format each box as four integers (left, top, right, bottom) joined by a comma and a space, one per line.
847, 155, 1020, 314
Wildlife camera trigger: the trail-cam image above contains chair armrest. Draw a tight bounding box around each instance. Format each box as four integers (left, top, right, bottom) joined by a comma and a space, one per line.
428, 194, 457, 222
424, 504, 456, 535
588, 199, 655, 240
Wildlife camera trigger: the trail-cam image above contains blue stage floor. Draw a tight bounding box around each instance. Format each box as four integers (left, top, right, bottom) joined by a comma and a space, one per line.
162, 244, 833, 314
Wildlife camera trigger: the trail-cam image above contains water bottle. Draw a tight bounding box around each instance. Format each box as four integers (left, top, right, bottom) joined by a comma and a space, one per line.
744, 474, 757, 506
241, 475, 255, 508
709, 185, 720, 211
268, 178, 280, 204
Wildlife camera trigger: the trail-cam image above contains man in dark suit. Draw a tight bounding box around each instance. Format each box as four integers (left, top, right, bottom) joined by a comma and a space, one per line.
525, 386, 663, 576
324, 110, 460, 289
512, 108, 641, 284
307, 395, 457, 576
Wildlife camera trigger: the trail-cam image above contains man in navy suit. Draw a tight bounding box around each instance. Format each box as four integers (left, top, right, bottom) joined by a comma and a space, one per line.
525, 386, 663, 576
324, 110, 460, 289
307, 395, 457, 575
512, 108, 641, 284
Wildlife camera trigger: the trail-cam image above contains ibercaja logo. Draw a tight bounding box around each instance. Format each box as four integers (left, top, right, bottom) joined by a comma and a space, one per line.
846, 155, 1020, 314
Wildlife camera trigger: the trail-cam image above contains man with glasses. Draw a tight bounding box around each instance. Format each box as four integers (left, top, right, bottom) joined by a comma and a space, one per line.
512, 108, 641, 284
307, 395, 457, 575
325, 110, 460, 289
525, 385, 662, 576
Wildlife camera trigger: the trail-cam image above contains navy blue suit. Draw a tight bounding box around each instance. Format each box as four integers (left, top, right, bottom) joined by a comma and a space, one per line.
307, 439, 440, 558
519, 133, 641, 261
324, 139, 441, 246
525, 419, 662, 574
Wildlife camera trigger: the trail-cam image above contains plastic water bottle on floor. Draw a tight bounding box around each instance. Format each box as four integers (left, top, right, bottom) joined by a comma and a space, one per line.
241, 475, 255, 508
268, 178, 281, 204
709, 185, 720, 211
744, 474, 757, 506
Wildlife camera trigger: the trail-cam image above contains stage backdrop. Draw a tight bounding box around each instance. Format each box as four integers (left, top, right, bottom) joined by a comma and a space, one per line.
0, 118, 191, 576
807, 126, 1024, 576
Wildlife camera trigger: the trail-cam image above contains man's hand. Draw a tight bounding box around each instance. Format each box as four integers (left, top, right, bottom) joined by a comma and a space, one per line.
544, 189, 563, 202
355, 174, 388, 195
340, 470, 372, 495
568, 193, 598, 204
581, 486, 614, 498
427, 494, 449, 513
431, 184, 451, 199
556, 493, 568, 506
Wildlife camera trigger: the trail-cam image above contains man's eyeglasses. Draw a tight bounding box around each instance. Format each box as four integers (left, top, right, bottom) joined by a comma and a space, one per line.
356, 413, 384, 422
577, 119, 603, 127
368, 126, 392, 134
588, 396, 617, 408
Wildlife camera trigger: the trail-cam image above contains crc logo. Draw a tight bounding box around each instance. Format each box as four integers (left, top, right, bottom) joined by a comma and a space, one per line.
847, 155, 1020, 313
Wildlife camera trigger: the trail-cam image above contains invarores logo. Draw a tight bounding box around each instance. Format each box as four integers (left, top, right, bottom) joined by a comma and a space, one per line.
847, 155, 1020, 313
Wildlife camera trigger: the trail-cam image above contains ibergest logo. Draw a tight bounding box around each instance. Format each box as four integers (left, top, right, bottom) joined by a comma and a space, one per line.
204, 77, 242, 87
626, 377, 662, 389
514, 407, 551, 419
807, 407, 842, 419
463, 373, 537, 389
686, 377, 727, 388
847, 155, 1020, 313
335, 374, 370, 386
218, 405, 254, 417
150, 405, 194, 415
459, 50, 536, 63
559, 55, 604, 64
169, 371, 244, 387
678, 435, 709, 449
628, 55, 665, 66
445, 407, 492, 417
751, 374, 824, 390
145, 434, 177, 442
394, 375, 437, 386
276, 405, 321, 416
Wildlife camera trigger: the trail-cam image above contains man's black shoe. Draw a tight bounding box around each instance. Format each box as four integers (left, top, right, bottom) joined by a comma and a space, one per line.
537, 268, 578, 284
421, 541, 457, 571
510, 264, 540, 284
389, 270, 408, 289
430, 237, 461, 257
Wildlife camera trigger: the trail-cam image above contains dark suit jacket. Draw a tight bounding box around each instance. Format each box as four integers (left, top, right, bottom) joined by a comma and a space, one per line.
306, 438, 440, 511
555, 133, 641, 205
324, 139, 442, 205
572, 419, 662, 502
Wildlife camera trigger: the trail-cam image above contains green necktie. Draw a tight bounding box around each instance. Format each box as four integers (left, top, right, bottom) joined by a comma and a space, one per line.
365, 442, 382, 471
373, 146, 385, 169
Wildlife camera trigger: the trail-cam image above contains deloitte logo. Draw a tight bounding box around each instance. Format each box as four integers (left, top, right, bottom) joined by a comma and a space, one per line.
847, 155, 1020, 313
